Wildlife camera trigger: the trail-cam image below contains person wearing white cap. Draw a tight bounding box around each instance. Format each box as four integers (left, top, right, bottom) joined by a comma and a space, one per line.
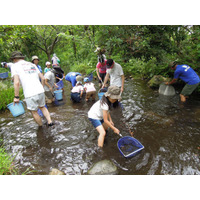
44, 61, 52, 74
88, 85, 121, 147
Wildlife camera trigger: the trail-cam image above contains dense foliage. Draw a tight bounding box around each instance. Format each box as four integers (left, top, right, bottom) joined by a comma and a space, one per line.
1, 25, 200, 79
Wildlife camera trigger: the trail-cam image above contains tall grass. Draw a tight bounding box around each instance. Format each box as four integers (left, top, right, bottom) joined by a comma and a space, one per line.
0, 80, 24, 111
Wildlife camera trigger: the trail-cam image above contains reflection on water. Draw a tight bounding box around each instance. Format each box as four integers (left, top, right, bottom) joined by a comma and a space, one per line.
0, 79, 200, 175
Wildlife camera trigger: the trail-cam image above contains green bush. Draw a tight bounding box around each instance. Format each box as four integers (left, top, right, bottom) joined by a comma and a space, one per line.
0, 83, 24, 111
0, 68, 9, 73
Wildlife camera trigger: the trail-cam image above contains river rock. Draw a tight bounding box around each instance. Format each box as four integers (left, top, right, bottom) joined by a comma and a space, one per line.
49, 168, 65, 175
148, 75, 170, 88
87, 159, 118, 175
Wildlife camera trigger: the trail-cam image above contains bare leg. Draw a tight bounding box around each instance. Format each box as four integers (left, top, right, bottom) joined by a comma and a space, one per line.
180, 94, 186, 102
39, 106, 52, 124
96, 125, 106, 147
31, 110, 43, 126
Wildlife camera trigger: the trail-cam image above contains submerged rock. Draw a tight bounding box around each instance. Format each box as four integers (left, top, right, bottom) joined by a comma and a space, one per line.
49, 168, 65, 175
87, 159, 118, 175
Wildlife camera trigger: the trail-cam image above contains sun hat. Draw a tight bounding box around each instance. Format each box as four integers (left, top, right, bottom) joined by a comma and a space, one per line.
106, 59, 114, 69
105, 85, 121, 100
46, 61, 51, 66
32, 55, 39, 62
10, 51, 25, 60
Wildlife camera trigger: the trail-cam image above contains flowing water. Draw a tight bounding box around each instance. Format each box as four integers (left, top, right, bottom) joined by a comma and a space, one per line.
0, 79, 200, 175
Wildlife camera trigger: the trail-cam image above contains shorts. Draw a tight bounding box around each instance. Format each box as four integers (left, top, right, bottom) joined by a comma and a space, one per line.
99, 72, 106, 83
86, 91, 96, 100
89, 118, 104, 128
25, 93, 45, 111
71, 92, 81, 103
181, 83, 199, 96
45, 91, 54, 99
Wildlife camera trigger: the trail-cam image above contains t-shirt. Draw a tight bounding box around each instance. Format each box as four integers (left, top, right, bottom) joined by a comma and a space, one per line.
106, 62, 124, 87
84, 82, 96, 93
96, 60, 107, 73
11, 60, 44, 98
88, 100, 109, 120
71, 85, 84, 93
44, 67, 51, 73
44, 71, 55, 91
174, 65, 200, 85
65, 72, 81, 87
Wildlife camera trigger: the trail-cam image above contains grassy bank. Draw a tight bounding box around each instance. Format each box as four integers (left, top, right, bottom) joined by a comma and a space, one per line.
0, 78, 24, 111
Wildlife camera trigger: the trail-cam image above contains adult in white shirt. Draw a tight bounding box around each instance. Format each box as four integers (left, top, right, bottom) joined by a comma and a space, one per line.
102, 59, 124, 94
44, 69, 58, 103
11, 51, 54, 127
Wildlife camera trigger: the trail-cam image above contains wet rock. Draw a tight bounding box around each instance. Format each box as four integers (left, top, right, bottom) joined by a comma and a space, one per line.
49, 168, 66, 175
148, 75, 170, 89
87, 159, 118, 175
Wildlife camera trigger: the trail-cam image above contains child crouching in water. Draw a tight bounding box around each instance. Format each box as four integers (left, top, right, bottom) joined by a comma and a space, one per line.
83, 77, 96, 101
88, 85, 121, 147
71, 81, 84, 103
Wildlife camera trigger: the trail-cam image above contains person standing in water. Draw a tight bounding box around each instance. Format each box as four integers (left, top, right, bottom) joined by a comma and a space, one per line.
166, 61, 200, 102
11, 51, 54, 127
88, 85, 121, 147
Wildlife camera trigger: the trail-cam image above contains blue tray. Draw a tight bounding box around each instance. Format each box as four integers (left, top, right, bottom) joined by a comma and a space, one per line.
117, 136, 144, 158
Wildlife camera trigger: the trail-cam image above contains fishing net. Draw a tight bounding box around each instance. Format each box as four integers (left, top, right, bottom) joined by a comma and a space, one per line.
159, 83, 175, 96
117, 136, 144, 158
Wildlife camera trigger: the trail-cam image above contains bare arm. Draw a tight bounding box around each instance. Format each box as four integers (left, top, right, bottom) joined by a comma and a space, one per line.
96, 68, 101, 80
121, 74, 125, 93
39, 73, 45, 87
165, 78, 177, 85
44, 79, 53, 92
103, 110, 120, 135
102, 73, 109, 88
13, 74, 20, 104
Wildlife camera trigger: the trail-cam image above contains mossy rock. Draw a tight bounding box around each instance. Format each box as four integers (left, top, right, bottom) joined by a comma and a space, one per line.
147, 75, 171, 88
87, 159, 118, 175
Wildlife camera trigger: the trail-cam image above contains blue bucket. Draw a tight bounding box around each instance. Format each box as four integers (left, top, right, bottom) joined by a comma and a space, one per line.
37, 104, 48, 117
7, 101, 25, 117
98, 92, 105, 100
57, 80, 64, 90
117, 136, 144, 158
54, 90, 63, 100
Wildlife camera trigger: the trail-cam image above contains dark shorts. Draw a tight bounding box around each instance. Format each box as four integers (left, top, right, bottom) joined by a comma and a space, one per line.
89, 118, 104, 128
99, 72, 106, 83
181, 83, 199, 96
71, 92, 81, 103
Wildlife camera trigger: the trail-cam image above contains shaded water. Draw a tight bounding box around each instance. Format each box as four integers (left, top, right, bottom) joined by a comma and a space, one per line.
0, 79, 200, 175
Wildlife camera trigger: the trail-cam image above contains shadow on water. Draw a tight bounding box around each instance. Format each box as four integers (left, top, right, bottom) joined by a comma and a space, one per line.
0, 79, 200, 175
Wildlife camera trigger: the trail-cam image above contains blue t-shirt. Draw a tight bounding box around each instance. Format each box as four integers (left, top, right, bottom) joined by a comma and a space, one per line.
44, 67, 51, 73
37, 65, 43, 73
65, 72, 81, 87
174, 65, 200, 85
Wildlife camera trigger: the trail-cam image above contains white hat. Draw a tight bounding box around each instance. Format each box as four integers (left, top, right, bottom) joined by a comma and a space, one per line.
46, 61, 51, 66
32, 55, 39, 61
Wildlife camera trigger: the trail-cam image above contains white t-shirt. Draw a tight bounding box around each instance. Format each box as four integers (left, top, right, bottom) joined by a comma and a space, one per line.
84, 82, 96, 93
71, 85, 84, 93
88, 100, 109, 120
106, 62, 124, 87
11, 60, 44, 98
44, 71, 55, 91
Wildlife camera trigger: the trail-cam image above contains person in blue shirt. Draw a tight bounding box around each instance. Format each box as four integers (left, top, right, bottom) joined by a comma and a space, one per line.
166, 61, 200, 102
65, 72, 82, 88
32, 56, 43, 74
